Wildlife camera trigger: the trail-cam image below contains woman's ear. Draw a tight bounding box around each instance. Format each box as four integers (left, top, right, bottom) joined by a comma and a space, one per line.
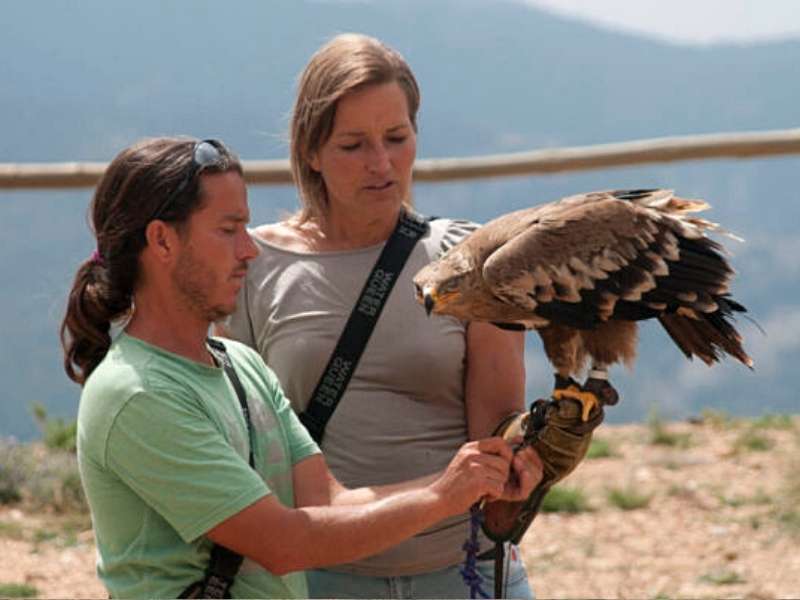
307, 149, 321, 173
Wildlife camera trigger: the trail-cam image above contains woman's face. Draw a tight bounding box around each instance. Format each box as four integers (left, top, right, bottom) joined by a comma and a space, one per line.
309, 81, 417, 219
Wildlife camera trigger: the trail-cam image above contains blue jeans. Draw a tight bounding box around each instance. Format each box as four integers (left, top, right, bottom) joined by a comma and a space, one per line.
307, 544, 534, 599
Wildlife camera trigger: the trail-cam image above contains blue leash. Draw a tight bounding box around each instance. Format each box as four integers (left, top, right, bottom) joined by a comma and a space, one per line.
459, 503, 490, 599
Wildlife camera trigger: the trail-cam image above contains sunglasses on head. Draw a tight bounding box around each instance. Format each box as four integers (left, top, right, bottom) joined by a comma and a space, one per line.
151, 139, 225, 221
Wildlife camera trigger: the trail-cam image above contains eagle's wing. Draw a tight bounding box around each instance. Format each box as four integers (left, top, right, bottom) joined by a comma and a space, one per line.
481, 189, 736, 331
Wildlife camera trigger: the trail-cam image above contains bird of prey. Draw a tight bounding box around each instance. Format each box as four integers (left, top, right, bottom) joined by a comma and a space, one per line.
413, 189, 753, 421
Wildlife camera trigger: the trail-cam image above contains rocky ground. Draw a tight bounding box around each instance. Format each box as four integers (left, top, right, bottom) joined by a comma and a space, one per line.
1, 416, 798, 599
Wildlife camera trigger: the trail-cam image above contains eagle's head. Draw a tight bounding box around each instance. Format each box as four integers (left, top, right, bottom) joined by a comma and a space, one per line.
412, 250, 476, 319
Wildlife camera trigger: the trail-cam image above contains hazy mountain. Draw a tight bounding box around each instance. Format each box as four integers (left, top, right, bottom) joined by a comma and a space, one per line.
1, 0, 798, 440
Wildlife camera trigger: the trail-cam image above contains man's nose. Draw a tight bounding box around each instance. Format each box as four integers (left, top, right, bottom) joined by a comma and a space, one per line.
238, 231, 259, 261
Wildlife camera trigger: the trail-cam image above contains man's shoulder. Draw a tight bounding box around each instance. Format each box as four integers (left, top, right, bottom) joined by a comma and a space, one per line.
210, 336, 259, 362
82, 338, 148, 405
78, 338, 154, 463
79, 334, 193, 429
208, 337, 288, 414
209, 336, 276, 381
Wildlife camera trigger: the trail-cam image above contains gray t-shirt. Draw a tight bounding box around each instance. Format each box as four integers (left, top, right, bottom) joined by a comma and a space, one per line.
223, 218, 492, 576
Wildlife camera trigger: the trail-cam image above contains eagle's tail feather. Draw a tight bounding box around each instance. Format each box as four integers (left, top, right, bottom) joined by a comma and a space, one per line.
658, 308, 753, 368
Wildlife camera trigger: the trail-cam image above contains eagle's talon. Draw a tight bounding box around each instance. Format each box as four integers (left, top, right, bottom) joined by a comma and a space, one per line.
552, 375, 600, 421
579, 392, 600, 422
551, 384, 600, 422
583, 377, 620, 407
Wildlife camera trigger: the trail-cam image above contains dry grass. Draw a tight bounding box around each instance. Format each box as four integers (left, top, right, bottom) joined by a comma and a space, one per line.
0, 414, 798, 599
523, 414, 800, 599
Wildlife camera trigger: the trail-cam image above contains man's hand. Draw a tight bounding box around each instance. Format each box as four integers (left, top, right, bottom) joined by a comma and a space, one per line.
430, 438, 514, 514
499, 441, 544, 502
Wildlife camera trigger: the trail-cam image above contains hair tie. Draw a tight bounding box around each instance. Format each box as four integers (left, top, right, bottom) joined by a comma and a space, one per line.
90, 249, 105, 266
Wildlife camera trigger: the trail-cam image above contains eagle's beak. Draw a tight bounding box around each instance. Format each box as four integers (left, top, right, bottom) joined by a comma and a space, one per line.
423, 293, 435, 316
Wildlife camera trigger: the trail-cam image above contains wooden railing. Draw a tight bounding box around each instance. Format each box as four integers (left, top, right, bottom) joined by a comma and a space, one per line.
1, 128, 799, 190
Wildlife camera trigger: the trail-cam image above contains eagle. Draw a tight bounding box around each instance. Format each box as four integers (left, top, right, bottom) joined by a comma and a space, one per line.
413, 189, 753, 421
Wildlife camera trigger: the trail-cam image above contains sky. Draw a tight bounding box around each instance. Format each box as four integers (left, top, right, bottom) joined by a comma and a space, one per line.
521, 0, 800, 44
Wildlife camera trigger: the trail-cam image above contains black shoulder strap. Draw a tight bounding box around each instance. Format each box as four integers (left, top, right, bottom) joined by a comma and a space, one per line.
207, 337, 255, 468
298, 210, 430, 443
179, 338, 254, 600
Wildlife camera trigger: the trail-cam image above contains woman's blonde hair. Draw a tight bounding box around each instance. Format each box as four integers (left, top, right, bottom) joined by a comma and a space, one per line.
289, 33, 420, 222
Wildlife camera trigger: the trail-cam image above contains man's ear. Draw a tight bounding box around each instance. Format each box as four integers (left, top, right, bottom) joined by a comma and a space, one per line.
144, 220, 180, 262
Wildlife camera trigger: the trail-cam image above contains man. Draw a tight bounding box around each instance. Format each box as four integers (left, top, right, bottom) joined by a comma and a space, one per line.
60, 137, 542, 599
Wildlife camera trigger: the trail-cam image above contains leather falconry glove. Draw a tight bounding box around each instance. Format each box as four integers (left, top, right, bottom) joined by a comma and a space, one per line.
482, 396, 604, 544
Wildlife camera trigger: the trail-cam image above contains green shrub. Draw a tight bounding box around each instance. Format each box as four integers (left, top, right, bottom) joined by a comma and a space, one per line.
0, 437, 87, 513
733, 428, 774, 453
541, 485, 590, 513
699, 408, 735, 429
607, 485, 652, 510
651, 426, 692, 448
33, 528, 58, 544
777, 509, 800, 533
0, 440, 28, 505
774, 460, 800, 535
0, 520, 25, 540
751, 413, 794, 430
31, 402, 77, 453
717, 489, 773, 508
698, 569, 746, 585
0, 583, 39, 598
647, 408, 692, 448
660, 459, 684, 471
24, 450, 86, 513
586, 437, 615, 459
666, 483, 696, 499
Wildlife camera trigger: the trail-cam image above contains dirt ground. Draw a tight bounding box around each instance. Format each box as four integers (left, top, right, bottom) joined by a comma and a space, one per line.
1, 417, 798, 599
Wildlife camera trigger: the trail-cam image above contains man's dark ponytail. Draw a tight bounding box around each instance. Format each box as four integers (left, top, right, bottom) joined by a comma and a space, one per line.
60, 256, 134, 384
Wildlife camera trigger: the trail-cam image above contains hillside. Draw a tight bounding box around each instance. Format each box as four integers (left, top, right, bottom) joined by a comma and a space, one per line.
1, 415, 798, 598
1, 0, 799, 439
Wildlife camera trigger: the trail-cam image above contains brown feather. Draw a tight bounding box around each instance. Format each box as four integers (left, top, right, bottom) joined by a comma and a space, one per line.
538, 323, 586, 376
580, 321, 638, 368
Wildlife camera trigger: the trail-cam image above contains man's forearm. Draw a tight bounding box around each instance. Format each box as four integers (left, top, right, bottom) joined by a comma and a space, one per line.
328, 471, 439, 506
267, 485, 451, 574
213, 440, 512, 575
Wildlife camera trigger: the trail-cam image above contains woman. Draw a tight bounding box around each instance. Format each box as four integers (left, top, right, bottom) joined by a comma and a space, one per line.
222, 33, 538, 599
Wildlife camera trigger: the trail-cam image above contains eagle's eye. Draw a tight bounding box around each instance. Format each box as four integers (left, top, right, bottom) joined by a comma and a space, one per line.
413, 282, 423, 299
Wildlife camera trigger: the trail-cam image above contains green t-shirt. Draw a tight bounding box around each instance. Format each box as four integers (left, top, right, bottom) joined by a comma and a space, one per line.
77, 333, 320, 599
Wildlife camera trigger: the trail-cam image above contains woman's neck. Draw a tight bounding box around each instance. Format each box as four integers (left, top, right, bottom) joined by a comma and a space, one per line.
296, 206, 401, 251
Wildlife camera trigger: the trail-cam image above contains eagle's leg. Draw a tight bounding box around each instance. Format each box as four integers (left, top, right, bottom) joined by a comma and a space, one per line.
587, 366, 619, 405
540, 324, 599, 421
578, 322, 635, 412
583, 365, 620, 407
